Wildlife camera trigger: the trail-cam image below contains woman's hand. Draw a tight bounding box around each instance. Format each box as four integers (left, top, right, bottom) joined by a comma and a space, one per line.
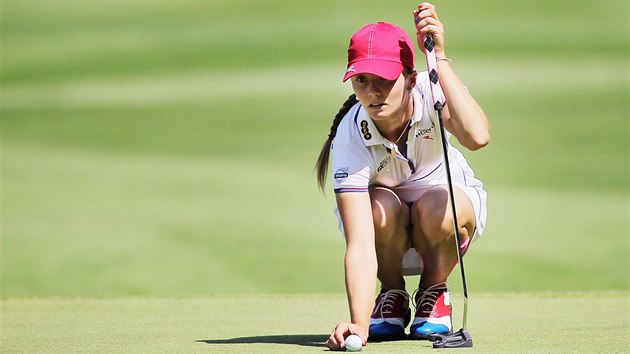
413, 2, 446, 57
325, 322, 367, 351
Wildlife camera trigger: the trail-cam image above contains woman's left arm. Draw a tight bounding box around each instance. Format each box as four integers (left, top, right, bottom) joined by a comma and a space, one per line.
414, 2, 490, 151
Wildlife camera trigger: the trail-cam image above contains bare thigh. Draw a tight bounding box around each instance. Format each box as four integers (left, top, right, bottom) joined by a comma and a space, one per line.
369, 186, 411, 253
411, 185, 475, 242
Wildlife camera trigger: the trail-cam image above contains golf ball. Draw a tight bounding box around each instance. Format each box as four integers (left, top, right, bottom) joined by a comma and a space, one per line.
345, 334, 362, 352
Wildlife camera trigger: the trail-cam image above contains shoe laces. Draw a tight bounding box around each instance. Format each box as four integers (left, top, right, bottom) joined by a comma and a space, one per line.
412, 282, 448, 313
373, 289, 409, 317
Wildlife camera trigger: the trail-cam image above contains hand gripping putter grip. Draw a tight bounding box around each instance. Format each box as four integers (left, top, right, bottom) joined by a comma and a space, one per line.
420, 32, 473, 349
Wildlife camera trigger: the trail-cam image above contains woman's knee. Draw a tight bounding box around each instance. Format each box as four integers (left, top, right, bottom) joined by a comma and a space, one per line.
370, 187, 404, 229
412, 187, 454, 238
412, 186, 476, 239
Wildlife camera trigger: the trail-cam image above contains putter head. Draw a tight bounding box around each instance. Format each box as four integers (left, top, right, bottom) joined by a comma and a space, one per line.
429, 329, 473, 348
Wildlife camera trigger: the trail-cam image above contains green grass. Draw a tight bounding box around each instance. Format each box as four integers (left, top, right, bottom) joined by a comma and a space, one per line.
1, 0, 628, 345
1, 1, 628, 352
2, 292, 628, 353
1, 142, 627, 296
1, 0, 628, 298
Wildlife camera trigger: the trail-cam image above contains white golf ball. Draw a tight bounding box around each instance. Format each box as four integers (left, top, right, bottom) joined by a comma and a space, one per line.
345, 334, 362, 352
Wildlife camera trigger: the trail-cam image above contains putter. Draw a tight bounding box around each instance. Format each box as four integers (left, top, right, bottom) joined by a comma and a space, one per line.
420, 30, 473, 349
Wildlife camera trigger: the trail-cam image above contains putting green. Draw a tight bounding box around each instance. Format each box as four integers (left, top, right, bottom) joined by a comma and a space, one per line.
2, 291, 628, 353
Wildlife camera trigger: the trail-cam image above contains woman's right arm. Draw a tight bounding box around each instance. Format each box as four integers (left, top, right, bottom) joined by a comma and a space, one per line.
325, 191, 376, 351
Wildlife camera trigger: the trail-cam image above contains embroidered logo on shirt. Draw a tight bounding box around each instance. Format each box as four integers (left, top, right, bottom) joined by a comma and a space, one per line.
377, 155, 391, 172
415, 122, 435, 138
360, 120, 372, 140
334, 168, 349, 182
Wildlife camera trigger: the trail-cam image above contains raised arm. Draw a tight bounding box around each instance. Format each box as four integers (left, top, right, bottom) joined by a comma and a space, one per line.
325, 191, 375, 350
413, 2, 490, 151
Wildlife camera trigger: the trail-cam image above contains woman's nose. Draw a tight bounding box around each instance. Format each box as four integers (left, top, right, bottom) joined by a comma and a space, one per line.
367, 82, 381, 97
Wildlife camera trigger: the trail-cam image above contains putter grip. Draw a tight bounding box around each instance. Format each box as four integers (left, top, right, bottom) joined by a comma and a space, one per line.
420, 34, 446, 109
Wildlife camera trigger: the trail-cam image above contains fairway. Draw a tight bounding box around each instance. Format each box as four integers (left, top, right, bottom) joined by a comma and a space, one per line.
1, 1, 628, 353
2, 0, 627, 297
2, 292, 628, 353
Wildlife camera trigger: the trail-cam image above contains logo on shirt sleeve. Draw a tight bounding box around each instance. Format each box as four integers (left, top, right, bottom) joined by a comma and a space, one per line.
334, 168, 349, 183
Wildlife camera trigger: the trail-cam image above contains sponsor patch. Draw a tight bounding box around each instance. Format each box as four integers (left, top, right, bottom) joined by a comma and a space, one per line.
377, 155, 391, 172
334, 168, 349, 183
415, 122, 435, 138
360, 120, 372, 140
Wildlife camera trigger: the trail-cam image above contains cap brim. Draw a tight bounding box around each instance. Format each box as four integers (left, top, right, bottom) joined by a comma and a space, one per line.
343, 60, 404, 82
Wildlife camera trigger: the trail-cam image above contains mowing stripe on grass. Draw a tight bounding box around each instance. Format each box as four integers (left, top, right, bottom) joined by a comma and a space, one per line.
1, 58, 625, 108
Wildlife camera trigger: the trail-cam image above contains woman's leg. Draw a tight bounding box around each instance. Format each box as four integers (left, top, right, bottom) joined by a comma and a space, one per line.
410, 185, 475, 288
369, 186, 411, 290
367, 186, 412, 340
408, 185, 476, 337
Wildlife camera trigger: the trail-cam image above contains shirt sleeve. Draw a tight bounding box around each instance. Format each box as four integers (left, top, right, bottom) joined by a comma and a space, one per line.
330, 106, 374, 193
331, 141, 373, 193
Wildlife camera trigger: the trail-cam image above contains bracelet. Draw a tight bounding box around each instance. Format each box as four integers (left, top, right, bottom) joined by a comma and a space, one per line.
436, 57, 452, 63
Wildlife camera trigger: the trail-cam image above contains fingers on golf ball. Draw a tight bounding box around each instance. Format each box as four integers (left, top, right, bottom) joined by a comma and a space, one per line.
345, 334, 362, 351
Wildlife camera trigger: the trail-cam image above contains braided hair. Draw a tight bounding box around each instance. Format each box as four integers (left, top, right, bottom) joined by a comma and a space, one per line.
315, 93, 358, 192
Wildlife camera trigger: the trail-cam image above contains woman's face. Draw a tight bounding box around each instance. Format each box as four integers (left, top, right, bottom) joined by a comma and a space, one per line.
351, 72, 413, 122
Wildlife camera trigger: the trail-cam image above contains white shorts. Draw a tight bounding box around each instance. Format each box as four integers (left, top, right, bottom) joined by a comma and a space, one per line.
334, 163, 487, 276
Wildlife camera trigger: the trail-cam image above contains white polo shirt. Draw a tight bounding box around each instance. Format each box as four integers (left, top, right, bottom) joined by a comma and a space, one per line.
330, 72, 488, 263
332, 72, 458, 190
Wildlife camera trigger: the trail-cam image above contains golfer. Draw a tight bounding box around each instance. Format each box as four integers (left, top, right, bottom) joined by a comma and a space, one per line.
315, 3, 489, 351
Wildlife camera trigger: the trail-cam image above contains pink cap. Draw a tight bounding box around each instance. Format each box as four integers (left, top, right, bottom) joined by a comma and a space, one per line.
343, 22, 415, 82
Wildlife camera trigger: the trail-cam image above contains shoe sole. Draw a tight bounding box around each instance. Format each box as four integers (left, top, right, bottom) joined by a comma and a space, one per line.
408, 331, 452, 341
368, 332, 409, 342
368, 308, 411, 342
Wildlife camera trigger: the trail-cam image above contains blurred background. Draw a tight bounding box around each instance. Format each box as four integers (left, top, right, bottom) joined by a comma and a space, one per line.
1, 1, 627, 297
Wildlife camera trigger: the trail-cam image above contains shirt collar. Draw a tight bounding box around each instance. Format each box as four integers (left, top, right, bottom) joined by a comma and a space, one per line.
355, 88, 425, 147
355, 108, 385, 146
410, 87, 425, 124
